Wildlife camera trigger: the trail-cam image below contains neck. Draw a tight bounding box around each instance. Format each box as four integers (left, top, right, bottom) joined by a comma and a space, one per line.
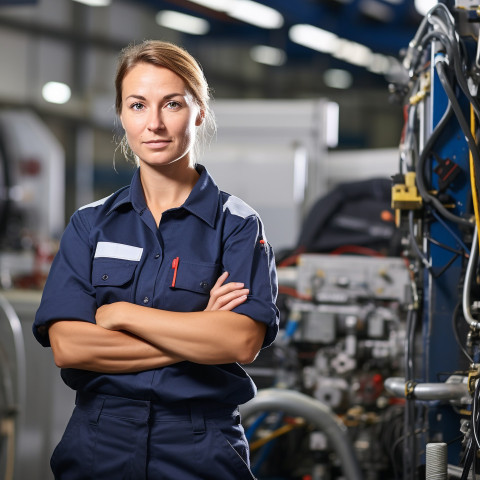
139, 160, 199, 223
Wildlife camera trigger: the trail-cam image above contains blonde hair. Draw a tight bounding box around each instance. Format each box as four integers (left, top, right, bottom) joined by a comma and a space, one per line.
115, 40, 215, 165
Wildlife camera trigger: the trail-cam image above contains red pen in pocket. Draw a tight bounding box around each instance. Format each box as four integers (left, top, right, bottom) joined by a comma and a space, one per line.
171, 256, 180, 287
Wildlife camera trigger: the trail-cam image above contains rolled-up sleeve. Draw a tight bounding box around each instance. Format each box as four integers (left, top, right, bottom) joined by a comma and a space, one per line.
223, 215, 279, 348
33, 211, 97, 347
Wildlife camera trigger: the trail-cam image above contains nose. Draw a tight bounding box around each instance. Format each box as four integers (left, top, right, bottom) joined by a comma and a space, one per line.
147, 109, 165, 131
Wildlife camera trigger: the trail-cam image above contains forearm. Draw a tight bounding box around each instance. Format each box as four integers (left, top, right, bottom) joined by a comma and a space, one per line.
48, 320, 183, 373
111, 304, 266, 365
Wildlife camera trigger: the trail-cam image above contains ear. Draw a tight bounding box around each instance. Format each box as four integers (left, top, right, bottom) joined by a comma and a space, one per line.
195, 109, 205, 127
119, 113, 125, 130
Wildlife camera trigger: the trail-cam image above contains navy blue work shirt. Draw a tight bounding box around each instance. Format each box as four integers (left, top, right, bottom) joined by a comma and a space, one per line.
33, 165, 279, 405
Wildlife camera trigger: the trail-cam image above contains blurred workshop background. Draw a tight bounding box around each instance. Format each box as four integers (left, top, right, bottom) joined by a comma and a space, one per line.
3, 1, 476, 480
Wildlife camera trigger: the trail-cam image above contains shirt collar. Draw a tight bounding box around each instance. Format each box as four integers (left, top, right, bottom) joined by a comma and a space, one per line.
108, 164, 220, 228
108, 168, 146, 215
183, 164, 219, 228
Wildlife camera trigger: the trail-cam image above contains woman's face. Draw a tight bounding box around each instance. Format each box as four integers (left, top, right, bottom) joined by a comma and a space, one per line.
120, 62, 202, 168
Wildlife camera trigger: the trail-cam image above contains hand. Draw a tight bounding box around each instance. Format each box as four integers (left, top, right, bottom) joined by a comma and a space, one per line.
204, 271, 249, 311
96, 301, 132, 330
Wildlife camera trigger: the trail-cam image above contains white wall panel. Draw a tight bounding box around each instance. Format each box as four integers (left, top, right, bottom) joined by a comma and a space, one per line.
0, 30, 30, 101
36, 37, 73, 95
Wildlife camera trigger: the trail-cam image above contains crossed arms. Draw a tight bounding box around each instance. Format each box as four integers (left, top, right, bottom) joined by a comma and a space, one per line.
48, 272, 266, 373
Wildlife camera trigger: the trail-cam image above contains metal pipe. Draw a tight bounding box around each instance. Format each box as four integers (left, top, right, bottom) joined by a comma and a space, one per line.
384, 377, 468, 401
0, 293, 26, 480
448, 464, 480, 479
240, 388, 363, 480
463, 227, 480, 329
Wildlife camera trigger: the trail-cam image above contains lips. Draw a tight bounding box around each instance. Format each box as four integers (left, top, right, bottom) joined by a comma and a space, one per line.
144, 139, 171, 148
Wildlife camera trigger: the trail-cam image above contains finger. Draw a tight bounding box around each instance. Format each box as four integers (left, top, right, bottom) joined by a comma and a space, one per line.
212, 271, 229, 290
219, 294, 248, 311
210, 281, 245, 300
212, 289, 249, 310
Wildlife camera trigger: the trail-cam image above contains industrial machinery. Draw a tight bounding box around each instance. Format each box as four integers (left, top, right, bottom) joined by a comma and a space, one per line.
244, 254, 410, 479
242, 1, 480, 479
0, 110, 65, 480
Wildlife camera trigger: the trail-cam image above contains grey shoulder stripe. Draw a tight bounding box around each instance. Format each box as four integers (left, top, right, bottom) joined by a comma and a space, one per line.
223, 195, 256, 219
78, 194, 111, 211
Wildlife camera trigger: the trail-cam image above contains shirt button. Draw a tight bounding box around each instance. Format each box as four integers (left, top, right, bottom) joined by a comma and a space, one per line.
154, 254, 160, 259
102, 274, 109, 281
200, 281, 209, 290
143, 296, 149, 304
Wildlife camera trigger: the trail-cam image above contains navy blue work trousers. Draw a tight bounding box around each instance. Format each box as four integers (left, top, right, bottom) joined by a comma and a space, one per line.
50, 391, 256, 479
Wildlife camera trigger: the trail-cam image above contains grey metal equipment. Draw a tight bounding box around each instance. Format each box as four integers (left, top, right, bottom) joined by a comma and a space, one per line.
0, 293, 26, 480
241, 388, 364, 480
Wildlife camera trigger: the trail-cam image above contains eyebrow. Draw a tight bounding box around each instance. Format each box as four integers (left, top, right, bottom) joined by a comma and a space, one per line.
125, 93, 185, 101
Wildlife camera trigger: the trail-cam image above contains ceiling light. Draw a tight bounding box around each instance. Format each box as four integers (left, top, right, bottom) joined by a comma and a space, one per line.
323, 69, 353, 89
71, 0, 110, 6
367, 53, 391, 74
227, 1, 284, 29
414, 0, 437, 16
42, 82, 71, 104
332, 39, 373, 67
156, 10, 210, 35
289, 24, 339, 54
187, 0, 232, 11
359, 0, 394, 22
250, 45, 286, 66
326, 101, 340, 148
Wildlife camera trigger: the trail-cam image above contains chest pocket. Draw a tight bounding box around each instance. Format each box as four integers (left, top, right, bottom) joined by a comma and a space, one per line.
165, 259, 220, 311
92, 258, 139, 305
92, 242, 143, 306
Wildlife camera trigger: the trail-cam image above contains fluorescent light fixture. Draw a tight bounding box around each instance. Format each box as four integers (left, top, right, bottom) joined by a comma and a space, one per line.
293, 145, 307, 203
326, 101, 339, 148
290, 22, 394, 77
156, 10, 210, 35
367, 53, 391, 74
187, 0, 232, 11
359, 0, 394, 22
228, 1, 284, 29
42, 82, 72, 104
414, 0, 437, 16
72, 0, 110, 6
289, 24, 339, 54
323, 69, 353, 89
332, 39, 373, 67
250, 45, 286, 66
188, 0, 283, 29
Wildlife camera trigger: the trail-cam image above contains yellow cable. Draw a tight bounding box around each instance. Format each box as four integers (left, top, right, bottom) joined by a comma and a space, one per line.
470, 103, 480, 248
249, 422, 303, 451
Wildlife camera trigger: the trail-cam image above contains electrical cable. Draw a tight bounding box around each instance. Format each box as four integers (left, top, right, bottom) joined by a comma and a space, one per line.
241, 389, 363, 480
425, 235, 467, 257
403, 306, 418, 480
414, 100, 473, 228
469, 103, 480, 247
245, 411, 269, 441
436, 60, 480, 201
429, 208, 471, 255
462, 227, 479, 329
452, 303, 474, 364
405, 3, 479, 230
408, 210, 430, 269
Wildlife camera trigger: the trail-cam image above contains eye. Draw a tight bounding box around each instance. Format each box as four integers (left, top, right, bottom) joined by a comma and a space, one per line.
130, 102, 144, 111
166, 100, 182, 110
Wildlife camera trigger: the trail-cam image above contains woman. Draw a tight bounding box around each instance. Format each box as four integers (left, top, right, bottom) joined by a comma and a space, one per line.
33, 40, 279, 479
